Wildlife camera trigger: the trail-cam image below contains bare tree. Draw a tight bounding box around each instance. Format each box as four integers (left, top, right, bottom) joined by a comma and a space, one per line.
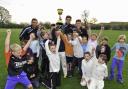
90, 18, 98, 24
81, 10, 89, 26
0, 6, 11, 23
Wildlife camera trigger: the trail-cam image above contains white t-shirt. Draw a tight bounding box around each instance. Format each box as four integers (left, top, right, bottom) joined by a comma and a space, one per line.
81, 57, 95, 78
70, 37, 84, 58
91, 59, 108, 80
86, 39, 98, 55
29, 39, 40, 57
45, 38, 60, 72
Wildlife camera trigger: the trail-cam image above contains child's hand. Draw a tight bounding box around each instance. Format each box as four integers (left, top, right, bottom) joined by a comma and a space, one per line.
6, 29, 11, 35
27, 59, 33, 64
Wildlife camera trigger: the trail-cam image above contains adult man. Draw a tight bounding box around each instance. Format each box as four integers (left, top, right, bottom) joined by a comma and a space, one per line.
19, 18, 38, 41
75, 19, 88, 40
61, 15, 75, 35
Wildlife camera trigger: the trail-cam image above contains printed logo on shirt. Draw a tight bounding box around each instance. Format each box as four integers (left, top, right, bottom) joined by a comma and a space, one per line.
117, 47, 126, 58
15, 61, 27, 68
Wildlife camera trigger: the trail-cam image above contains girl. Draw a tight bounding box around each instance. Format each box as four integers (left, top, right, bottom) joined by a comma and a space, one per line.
96, 37, 111, 64
109, 35, 128, 84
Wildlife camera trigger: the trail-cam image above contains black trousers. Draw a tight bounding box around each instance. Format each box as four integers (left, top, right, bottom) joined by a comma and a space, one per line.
71, 57, 83, 77
49, 72, 61, 89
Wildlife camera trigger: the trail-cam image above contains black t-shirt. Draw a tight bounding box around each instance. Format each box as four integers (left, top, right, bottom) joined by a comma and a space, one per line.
96, 44, 111, 62
8, 55, 27, 76
76, 27, 89, 39
61, 23, 75, 35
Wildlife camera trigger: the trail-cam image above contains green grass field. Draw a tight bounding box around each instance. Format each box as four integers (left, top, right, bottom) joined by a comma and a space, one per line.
0, 29, 128, 89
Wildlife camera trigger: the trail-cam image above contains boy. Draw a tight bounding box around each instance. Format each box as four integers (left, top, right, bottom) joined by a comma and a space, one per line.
80, 52, 94, 87
81, 36, 88, 53
60, 32, 74, 77
21, 41, 40, 88
88, 54, 108, 89
45, 35, 61, 89
70, 31, 83, 77
4, 29, 34, 89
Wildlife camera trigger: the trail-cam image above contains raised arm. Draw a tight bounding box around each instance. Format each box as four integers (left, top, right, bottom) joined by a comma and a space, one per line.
36, 41, 40, 57
56, 36, 61, 52
5, 29, 11, 53
97, 26, 104, 40
87, 23, 92, 39
23, 33, 34, 52
45, 40, 52, 54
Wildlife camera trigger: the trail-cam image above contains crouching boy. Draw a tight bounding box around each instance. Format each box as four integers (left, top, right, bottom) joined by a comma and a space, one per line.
88, 54, 108, 89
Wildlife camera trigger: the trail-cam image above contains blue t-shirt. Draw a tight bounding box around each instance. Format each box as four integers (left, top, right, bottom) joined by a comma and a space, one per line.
82, 43, 87, 53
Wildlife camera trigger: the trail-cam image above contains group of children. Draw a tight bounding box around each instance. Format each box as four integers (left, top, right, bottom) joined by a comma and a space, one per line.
4, 17, 128, 89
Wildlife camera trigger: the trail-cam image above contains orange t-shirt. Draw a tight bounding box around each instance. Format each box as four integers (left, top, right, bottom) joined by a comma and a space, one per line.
60, 33, 74, 57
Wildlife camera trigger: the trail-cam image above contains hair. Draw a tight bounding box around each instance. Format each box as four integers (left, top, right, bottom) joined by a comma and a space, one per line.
102, 36, 109, 41
91, 33, 98, 38
118, 34, 126, 42
66, 15, 72, 19
76, 19, 81, 23
99, 54, 107, 63
48, 41, 56, 48
84, 52, 91, 56
99, 36, 109, 45
40, 30, 47, 37
10, 43, 21, 52
31, 18, 38, 22
51, 24, 55, 27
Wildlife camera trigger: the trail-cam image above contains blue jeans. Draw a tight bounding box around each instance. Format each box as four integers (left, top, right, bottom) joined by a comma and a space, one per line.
109, 58, 124, 81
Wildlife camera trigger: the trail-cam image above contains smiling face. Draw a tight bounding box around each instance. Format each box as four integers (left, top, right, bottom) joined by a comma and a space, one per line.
91, 34, 97, 41
98, 54, 107, 64
119, 38, 125, 43
98, 58, 105, 64
84, 52, 91, 61
10, 44, 22, 57
118, 35, 126, 43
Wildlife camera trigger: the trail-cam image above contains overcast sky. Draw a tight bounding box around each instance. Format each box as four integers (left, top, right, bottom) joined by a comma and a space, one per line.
0, 0, 128, 23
